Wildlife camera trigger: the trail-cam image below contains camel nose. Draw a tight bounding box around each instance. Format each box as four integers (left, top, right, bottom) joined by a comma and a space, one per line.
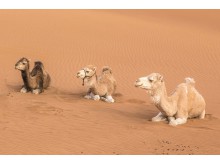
134, 79, 141, 87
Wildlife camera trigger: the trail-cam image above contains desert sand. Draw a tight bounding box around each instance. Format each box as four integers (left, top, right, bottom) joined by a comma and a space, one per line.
0, 10, 220, 154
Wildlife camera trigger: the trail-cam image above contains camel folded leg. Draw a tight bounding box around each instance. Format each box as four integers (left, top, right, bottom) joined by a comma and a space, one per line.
20, 86, 28, 93
152, 112, 167, 122
101, 95, 115, 103
93, 95, 100, 101
84, 95, 91, 99
169, 117, 187, 126
32, 77, 43, 94
84, 92, 94, 99
84, 92, 101, 101
199, 110, 206, 119
32, 89, 42, 94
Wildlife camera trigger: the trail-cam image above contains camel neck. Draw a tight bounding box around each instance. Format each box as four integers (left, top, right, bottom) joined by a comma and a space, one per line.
84, 74, 97, 87
160, 82, 168, 98
152, 82, 167, 97
21, 68, 30, 87
152, 82, 175, 116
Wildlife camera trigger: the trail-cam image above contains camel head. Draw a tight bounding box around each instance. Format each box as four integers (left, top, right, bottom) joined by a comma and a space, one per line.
76, 65, 97, 79
135, 73, 164, 92
15, 57, 30, 71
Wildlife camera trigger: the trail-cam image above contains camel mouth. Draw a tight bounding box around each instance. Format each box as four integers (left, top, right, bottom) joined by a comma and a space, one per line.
134, 80, 143, 87
134, 83, 143, 88
15, 66, 24, 71
135, 83, 151, 90
76, 74, 85, 79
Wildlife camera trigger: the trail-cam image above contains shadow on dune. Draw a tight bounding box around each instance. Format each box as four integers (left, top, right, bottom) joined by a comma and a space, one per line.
205, 114, 218, 120
5, 83, 21, 92
113, 108, 156, 121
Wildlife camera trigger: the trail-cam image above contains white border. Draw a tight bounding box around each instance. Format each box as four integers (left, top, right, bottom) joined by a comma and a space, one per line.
0, 155, 219, 165
0, 0, 220, 9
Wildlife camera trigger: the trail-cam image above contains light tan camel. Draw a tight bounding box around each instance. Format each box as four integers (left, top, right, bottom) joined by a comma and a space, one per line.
135, 73, 206, 126
76, 65, 116, 103
15, 57, 51, 94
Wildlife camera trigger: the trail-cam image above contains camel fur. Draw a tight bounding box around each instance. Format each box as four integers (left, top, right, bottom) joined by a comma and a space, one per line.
15, 57, 51, 94
135, 73, 206, 126
76, 65, 116, 103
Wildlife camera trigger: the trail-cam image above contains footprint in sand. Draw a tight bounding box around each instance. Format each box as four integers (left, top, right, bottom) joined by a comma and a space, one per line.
154, 140, 200, 155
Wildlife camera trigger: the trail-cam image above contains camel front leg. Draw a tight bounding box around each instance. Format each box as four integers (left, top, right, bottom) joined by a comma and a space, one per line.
100, 95, 115, 103
152, 112, 167, 122
169, 117, 187, 126
93, 95, 100, 101
169, 95, 188, 126
20, 86, 28, 93
84, 93, 93, 99
199, 109, 206, 119
32, 77, 44, 94
84, 89, 94, 99
84, 91, 100, 101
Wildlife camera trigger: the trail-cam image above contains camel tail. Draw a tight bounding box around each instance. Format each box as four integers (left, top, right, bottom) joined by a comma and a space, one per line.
185, 77, 195, 86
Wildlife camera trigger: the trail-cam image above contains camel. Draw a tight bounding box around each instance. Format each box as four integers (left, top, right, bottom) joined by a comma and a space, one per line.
15, 57, 51, 94
135, 73, 206, 126
76, 65, 116, 103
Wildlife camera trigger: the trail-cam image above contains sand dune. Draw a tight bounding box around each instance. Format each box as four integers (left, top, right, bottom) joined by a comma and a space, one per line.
0, 10, 220, 154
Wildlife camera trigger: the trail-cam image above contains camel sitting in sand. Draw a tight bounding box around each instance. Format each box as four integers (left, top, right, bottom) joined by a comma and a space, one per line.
135, 73, 206, 126
76, 65, 116, 103
15, 57, 51, 94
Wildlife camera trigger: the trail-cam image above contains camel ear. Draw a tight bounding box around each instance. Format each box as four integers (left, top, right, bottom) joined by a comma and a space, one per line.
92, 67, 97, 71
23, 59, 28, 64
109, 68, 112, 74
158, 75, 163, 81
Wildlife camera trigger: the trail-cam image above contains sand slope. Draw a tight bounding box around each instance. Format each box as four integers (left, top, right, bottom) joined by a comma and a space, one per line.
0, 10, 220, 154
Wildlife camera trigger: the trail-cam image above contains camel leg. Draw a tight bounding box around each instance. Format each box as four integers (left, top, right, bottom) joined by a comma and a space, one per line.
84, 92, 94, 99
84, 88, 95, 99
103, 95, 115, 103
199, 109, 205, 119
20, 86, 28, 93
32, 89, 41, 94
152, 112, 167, 122
169, 118, 187, 126
84, 93, 100, 101
93, 95, 100, 101
168, 116, 175, 122
32, 77, 43, 94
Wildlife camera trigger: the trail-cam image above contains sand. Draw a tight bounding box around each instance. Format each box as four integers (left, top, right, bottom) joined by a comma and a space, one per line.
0, 10, 220, 154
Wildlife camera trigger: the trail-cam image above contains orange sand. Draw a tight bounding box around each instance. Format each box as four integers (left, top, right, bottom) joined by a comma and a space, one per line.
0, 10, 220, 154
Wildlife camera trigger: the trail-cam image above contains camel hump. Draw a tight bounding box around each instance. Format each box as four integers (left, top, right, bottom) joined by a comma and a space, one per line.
102, 66, 112, 74
31, 63, 43, 77
185, 77, 195, 86
34, 61, 44, 68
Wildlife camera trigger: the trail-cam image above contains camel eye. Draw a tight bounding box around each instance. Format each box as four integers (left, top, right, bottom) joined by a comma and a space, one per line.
149, 79, 153, 83
86, 71, 89, 73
